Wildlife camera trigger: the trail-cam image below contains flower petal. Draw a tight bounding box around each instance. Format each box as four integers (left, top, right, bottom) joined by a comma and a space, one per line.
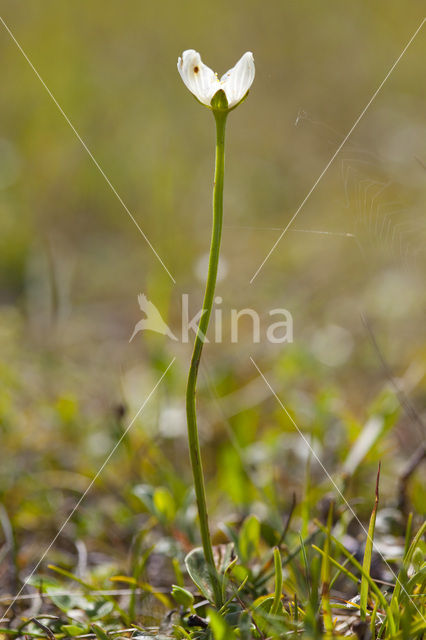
177, 50, 219, 106
220, 52, 255, 108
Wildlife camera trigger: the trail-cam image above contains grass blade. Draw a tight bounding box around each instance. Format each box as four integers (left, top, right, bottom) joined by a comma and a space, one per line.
320, 503, 334, 635
360, 463, 380, 620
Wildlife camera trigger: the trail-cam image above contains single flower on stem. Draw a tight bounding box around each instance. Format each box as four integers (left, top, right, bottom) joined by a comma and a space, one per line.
177, 49, 255, 609
177, 49, 255, 111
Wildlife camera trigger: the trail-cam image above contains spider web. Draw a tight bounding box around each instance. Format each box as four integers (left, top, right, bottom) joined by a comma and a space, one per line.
296, 109, 426, 269
340, 157, 425, 268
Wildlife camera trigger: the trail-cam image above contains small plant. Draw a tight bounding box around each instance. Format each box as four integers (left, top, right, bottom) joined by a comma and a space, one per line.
6, 44, 425, 640
177, 49, 255, 609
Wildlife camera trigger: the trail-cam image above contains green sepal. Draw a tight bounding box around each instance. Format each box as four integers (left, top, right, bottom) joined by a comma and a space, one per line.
210, 89, 228, 112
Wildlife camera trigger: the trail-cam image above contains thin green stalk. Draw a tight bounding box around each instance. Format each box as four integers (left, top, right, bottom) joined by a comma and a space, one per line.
185, 110, 228, 609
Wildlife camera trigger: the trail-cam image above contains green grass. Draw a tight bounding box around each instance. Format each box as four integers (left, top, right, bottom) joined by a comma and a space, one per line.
1, 377, 424, 639
4, 507, 423, 638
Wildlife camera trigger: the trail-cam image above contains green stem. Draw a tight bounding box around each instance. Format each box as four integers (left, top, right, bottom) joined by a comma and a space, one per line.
185, 111, 227, 609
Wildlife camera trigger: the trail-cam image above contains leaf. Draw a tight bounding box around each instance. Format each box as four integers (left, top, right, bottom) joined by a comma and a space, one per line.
91, 624, 111, 640
171, 585, 194, 609
153, 487, 176, 523
238, 515, 260, 562
61, 624, 87, 637
208, 608, 238, 640
360, 463, 380, 620
85, 600, 114, 621
320, 503, 334, 634
46, 589, 92, 614
172, 625, 193, 639
110, 575, 138, 585
214, 542, 237, 575
252, 595, 276, 634
238, 611, 252, 640
231, 564, 249, 584
270, 547, 283, 616
184, 543, 237, 602
48, 564, 93, 589
110, 575, 171, 609
185, 547, 214, 601
252, 594, 276, 608
133, 484, 156, 515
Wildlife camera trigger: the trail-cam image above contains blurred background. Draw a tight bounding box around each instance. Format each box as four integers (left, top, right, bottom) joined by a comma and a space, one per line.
0, 0, 425, 596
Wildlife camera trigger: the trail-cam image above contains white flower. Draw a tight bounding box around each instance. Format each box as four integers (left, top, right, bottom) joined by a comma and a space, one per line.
177, 50, 255, 110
